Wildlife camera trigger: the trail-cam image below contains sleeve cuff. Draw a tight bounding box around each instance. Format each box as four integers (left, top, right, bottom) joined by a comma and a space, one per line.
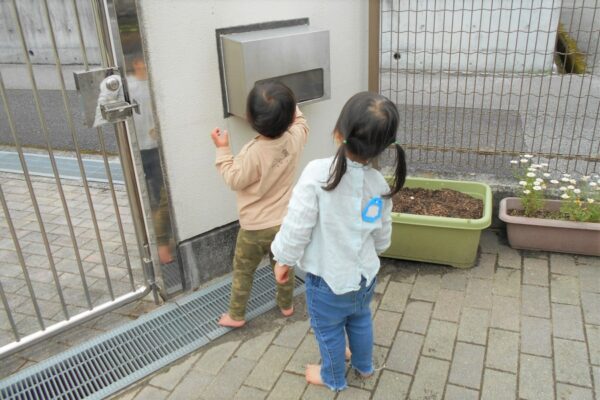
215, 146, 232, 162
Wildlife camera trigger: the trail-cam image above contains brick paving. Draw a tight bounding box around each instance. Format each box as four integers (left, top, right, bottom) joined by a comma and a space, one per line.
0, 172, 155, 378
108, 230, 599, 400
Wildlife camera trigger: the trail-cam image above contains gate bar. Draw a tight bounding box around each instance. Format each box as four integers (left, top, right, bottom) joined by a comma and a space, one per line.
0, 184, 45, 332
9, 0, 93, 311
0, 272, 19, 341
40, 0, 114, 300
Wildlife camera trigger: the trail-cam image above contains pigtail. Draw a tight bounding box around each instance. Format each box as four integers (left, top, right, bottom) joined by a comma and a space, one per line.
384, 143, 407, 198
323, 145, 348, 192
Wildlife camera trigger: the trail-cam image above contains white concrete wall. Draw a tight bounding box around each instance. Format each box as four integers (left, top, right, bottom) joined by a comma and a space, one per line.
381, 0, 562, 73
139, 0, 368, 241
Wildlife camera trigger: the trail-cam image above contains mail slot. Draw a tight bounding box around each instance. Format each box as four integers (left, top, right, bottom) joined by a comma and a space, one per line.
219, 24, 330, 118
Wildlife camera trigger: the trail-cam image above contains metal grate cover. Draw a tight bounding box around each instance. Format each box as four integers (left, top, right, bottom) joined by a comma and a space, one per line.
0, 266, 304, 400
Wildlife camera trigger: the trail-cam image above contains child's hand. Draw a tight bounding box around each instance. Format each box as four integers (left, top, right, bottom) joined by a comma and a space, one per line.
210, 127, 229, 148
274, 263, 290, 284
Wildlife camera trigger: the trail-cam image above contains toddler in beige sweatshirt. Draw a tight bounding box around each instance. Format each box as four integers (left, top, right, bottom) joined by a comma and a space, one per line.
211, 82, 309, 327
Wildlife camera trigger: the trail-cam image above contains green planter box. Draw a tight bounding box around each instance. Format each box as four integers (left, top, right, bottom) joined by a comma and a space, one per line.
382, 177, 493, 268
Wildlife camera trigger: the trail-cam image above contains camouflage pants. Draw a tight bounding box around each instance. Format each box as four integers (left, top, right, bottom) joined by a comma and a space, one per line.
228, 226, 295, 321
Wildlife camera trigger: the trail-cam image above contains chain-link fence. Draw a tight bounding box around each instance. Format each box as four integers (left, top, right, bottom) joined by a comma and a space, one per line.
378, 0, 600, 176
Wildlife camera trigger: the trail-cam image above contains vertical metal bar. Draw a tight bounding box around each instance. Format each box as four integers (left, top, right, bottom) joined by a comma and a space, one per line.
9, 0, 92, 311
458, 1, 474, 165
404, 0, 411, 151
0, 278, 19, 341
70, 0, 135, 290
419, 2, 428, 162
443, 0, 457, 166
425, 0, 437, 164
450, 0, 465, 164
0, 184, 45, 330
434, 0, 447, 163
40, 0, 114, 300
410, 0, 417, 162
368, 0, 381, 92
468, 0, 485, 165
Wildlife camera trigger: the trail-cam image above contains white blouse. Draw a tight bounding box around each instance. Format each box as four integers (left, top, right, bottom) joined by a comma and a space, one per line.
271, 157, 393, 295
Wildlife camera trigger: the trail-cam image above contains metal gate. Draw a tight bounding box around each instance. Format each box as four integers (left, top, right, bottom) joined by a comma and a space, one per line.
372, 0, 600, 176
0, 0, 178, 358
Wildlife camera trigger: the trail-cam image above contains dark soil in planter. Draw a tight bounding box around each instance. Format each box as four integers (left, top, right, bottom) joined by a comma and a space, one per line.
393, 188, 483, 219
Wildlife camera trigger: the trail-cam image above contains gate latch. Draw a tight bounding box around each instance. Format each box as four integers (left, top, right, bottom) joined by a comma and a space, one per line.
73, 68, 139, 128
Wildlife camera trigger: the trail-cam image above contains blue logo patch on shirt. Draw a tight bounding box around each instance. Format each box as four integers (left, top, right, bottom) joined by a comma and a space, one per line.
362, 196, 383, 223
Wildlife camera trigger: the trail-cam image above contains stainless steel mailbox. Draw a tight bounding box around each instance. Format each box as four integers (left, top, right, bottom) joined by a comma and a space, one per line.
220, 24, 330, 118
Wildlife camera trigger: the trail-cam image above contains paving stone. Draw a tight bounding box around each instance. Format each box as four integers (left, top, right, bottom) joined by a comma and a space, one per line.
519, 354, 554, 400
386, 331, 423, 374
552, 303, 585, 341
422, 319, 457, 360
374, 273, 390, 294
578, 264, 600, 294
581, 291, 600, 325
372, 370, 411, 400
593, 366, 600, 400
379, 281, 411, 313
273, 319, 310, 349
245, 345, 295, 390
336, 387, 370, 400
114, 386, 141, 400
457, 307, 490, 345
481, 369, 517, 400
265, 372, 306, 400
486, 329, 519, 373
521, 316, 552, 357
233, 386, 267, 400
203, 356, 257, 400
432, 289, 464, 322
479, 230, 501, 254
493, 268, 521, 298
347, 345, 388, 391
441, 270, 468, 291
133, 385, 169, 400
150, 353, 201, 391
410, 273, 441, 302
551, 275, 580, 305
301, 385, 336, 400
490, 295, 520, 331
464, 278, 493, 309
445, 385, 479, 400
409, 356, 449, 400
521, 285, 550, 318
554, 338, 592, 387
389, 264, 418, 284
587, 324, 600, 365
470, 253, 496, 279
523, 257, 549, 286
194, 340, 240, 375
167, 369, 214, 400
449, 342, 485, 389
398, 301, 432, 334
498, 247, 521, 269
373, 310, 402, 347
556, 384, 593, 400
286, 334, 320, 375
550, 254, 578, 276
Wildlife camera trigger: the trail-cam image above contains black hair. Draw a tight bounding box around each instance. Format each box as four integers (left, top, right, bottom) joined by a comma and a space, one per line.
246, 81, 296, 139
323, 91, 406, 197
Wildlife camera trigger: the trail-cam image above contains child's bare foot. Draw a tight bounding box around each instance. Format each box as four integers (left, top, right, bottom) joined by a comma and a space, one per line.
280, 306, 294, 317
218, 313, 245, 328
345, 347, 352, 361
305, 364, 324, 386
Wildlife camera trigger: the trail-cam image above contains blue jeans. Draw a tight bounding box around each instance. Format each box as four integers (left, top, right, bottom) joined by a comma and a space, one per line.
305, 273, 376, 392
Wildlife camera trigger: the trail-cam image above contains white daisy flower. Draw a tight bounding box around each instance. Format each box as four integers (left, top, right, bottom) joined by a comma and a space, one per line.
519, 181, 527, 186
510, 160, 518, 164
563, 174, 571, 177
570, 179, 577, 184
543, 173, 551, 178
550, 179, 559, 184
574, 189, 581, 194
590, 182, 598, 187
528, 167, 537, 172
560, 186, 567, 191
524, 154, 534, 158
588, 198, 595, 204
526, 172, 536, 177
540, 163, 549, 167
561, 177, 570, 182
520, 159, 529, 163
533, 186, 542, 191
523, 190, 531, 194
568, 185, 575, 190
582, 176, 590, 181
561, 193, 570, 199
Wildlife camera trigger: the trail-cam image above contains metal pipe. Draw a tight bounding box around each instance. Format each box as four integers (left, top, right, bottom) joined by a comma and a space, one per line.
9, 0, 92, 311
0, 286, 150, 360
0, 184, 45, 330
0, 279, 19, 342
40, 0, 114, 300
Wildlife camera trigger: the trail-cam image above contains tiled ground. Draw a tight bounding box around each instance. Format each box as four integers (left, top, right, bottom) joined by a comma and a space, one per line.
0, 172, 154, 377
111, 230, 599, 400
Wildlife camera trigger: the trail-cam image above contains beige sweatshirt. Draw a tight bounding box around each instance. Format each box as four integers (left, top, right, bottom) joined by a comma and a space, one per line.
215, 109, 309, 230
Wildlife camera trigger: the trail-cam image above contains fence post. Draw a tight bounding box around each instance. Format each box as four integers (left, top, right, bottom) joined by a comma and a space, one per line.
368, 0, 380, 93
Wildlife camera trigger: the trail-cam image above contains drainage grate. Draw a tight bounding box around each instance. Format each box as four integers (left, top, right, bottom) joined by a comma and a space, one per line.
0, 265, 304, 400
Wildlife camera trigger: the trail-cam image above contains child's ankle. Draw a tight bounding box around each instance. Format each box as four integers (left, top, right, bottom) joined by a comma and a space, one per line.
280, 305, 294, 317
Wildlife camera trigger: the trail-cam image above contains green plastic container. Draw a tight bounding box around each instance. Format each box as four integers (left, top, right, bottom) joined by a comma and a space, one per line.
382, 177, 493, 268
